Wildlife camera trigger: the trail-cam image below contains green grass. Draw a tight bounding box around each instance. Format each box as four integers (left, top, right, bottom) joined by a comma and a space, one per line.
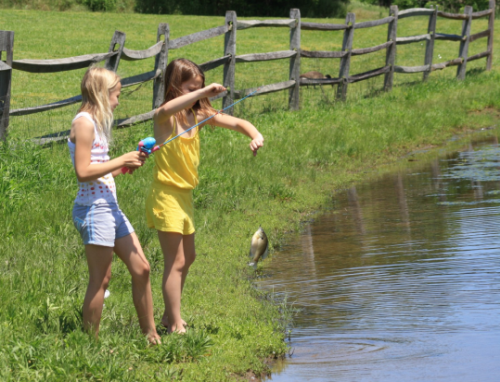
1, 4, 500, 381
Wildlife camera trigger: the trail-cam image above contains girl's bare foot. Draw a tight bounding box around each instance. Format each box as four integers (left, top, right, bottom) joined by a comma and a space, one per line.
169, 321, 187, 334
161, 315, 187, 329
147, 332, 162, 345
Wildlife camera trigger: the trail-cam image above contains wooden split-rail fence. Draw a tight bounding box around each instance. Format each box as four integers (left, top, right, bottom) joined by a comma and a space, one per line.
0, 2, 496, 142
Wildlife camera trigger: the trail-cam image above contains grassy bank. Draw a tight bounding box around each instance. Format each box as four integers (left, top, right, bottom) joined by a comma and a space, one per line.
1, 6, 500, 381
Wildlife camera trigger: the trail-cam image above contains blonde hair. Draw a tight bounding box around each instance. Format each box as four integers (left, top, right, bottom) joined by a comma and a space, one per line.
78, 66, 120, 142
163, 58, 216, 126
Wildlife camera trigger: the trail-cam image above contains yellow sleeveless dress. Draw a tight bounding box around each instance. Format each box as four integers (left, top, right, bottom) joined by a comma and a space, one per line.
146, 112, 200, 234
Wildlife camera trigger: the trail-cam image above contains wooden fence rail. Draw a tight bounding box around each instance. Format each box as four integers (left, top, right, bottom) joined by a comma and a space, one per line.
0, 1, 495, 141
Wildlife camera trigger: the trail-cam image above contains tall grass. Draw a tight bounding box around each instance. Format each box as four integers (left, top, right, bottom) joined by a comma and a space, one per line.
1, 5, 500, 381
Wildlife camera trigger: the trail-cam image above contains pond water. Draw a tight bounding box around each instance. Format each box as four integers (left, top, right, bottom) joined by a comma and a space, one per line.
259, 137, 500, 382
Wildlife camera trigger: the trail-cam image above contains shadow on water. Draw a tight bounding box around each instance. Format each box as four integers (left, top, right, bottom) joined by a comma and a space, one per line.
259, 135, 500, 382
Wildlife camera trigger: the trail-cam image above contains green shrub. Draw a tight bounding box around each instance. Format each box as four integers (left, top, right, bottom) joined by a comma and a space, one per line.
82, 0, 116, 11
135, 0, 348, 17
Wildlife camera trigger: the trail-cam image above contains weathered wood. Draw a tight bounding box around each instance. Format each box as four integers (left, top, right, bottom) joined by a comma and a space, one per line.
434, 58, 463, 68
33, 130, 71, 145
396, 34, 430, 44
430, 62, 447, 71
121, 70, 159, 88
469, 29, 490, 43
0, 30, 14, 65
289, 8, 301, 110
337, 13, 355, 101
301, 22, 347, 31
0, 30, 13, 140
487, 0, 495, 70
235, 50, 296, 63
222, 11, 237, 115
354, 16, 394, 29
122, 41, 163, 61
457, 6, 472, 80
467, 50, 491, 62
394, 64, 430, 73
437, 11, 468, 20
12, 51, 118, 73
300, 77, 342, 86
423, 6, 437, 81
301, 50, 346, 58
471, 8, 493, 19
199, 55, 231, 72
398, 8, 434, 19
234, 80, 295, 99
384, 5, 398, 92
116, 110, 155, 128
349, 66, 390, 82
169, 25, 228, 50
434, 33, 462, 41
153, 23, 169, 109
105, 31, 125, 72
236, 19, 296, 30
351, 41, 393, 56
10, 94, 81, 116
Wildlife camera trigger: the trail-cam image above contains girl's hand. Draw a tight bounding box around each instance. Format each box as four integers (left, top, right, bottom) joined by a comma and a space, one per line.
250, 134, 264, 157
203, 83, 226, 98
122, 151, 146, 169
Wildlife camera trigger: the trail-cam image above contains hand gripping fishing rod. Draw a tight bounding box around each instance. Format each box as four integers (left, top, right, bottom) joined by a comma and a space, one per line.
122, 88, 259, 174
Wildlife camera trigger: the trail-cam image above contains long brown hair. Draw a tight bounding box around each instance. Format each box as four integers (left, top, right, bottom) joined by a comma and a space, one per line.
163, 58, 216, 125
79, 66, 120, 142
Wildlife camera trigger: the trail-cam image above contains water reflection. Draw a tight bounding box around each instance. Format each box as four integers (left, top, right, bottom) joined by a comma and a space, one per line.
260, 137, 500, 382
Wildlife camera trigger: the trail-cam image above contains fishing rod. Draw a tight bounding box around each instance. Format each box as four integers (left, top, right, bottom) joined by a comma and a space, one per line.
122, 87, 260, 173
157, 87, 259, 149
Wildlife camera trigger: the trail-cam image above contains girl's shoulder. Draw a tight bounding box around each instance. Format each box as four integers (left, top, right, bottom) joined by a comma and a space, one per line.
69, 112, 96, 143
73, 111, 96, 126
154, 107, 175, 126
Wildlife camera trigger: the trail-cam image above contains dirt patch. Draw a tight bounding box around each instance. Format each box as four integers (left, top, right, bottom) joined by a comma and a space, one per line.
468, 106, 500, 117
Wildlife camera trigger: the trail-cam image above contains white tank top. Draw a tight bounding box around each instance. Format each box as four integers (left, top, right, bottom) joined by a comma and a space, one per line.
68, 112, 117, 206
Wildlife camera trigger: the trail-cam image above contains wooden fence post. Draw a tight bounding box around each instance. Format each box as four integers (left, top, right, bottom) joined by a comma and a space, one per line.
486, 0, 495, 71
384, 5, 398, 92
105, 31, 126, 72
0, 30, 14, 141
223, 11, 237, 115
423, 6, 437, 81
456, 5, 473, 80
153, 23, 169, 110
289, 8, 301, 110
337, 13, 355, 101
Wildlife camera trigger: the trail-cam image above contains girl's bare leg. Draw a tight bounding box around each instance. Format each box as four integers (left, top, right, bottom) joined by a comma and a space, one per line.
83, 244, 113, 338
114, 233, 161, 344
158, 231, 196, 333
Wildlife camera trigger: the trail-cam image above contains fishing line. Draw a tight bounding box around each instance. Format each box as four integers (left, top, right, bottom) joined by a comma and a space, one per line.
122, 88, 260, 174
156, 88, 260, 149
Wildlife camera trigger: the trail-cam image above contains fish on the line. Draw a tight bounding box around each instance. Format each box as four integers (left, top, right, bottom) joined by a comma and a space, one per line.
249, 226, 269, 268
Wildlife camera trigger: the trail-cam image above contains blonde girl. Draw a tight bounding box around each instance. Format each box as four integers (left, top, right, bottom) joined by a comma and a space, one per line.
69, 67, 160, 343
146, 58, 264, 333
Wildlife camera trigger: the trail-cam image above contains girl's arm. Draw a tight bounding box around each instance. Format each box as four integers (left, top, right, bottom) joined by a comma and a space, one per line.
211, 113, 264, 156
71, 118, 145, 182
155, 83, 226, 124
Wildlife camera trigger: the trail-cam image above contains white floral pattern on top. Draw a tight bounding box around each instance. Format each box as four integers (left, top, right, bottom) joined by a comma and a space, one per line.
68, 112, 118, 206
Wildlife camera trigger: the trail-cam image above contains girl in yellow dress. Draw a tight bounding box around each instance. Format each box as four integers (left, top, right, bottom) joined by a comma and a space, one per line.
146, 58, 264, 333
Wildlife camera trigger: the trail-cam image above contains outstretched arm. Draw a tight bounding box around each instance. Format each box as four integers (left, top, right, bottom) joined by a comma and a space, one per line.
211, 113, 264, 156
155, 83, 226, 125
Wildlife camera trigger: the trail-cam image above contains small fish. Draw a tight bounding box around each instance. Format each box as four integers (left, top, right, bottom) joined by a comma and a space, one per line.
249, 226, 269, 268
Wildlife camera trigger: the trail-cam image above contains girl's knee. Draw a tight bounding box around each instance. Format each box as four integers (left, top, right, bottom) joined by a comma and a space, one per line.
132, 261, 151, 282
